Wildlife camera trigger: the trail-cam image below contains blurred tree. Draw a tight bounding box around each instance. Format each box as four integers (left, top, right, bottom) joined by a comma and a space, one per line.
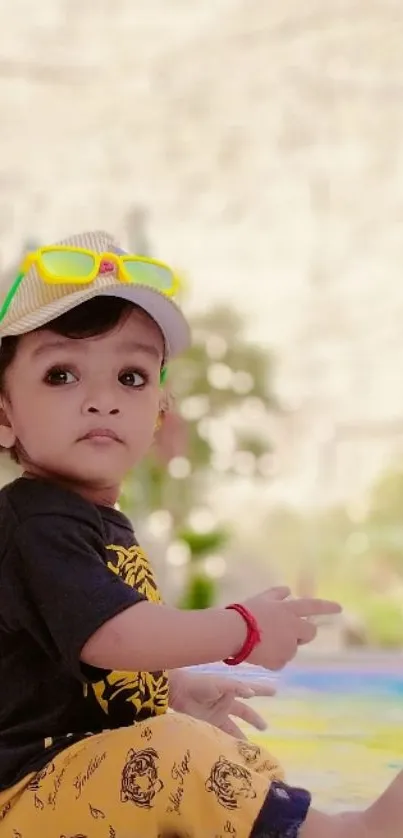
122, 303, 280, 523
122, 205, 280, 524
176, 527, 228, 609
120, 207, 280, 606
367, 467, 403, 528
363, 467, 403, 576
120, 298, 280, 606
178, 573, 217, 610
323, 467, 403, 647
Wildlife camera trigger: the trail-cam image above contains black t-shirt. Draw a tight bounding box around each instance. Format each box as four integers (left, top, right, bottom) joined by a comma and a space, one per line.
0, 477, 168, 791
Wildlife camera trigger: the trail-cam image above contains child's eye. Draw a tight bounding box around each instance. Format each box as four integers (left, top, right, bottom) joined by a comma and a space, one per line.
44, 367, 78, 386
119, 370, 147, 388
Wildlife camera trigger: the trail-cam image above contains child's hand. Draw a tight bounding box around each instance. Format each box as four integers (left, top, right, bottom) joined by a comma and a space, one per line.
169, 670, 275, 738
240, 587, 341, 670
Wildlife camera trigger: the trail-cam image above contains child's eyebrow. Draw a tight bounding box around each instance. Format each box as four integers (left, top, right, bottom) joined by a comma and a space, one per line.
30, 339, 74, 359
31, 338, 163, 361
116, 339, 163, 361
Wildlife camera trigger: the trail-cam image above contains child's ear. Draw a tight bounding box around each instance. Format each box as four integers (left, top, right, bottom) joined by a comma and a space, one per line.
152, 405, 188, 465
158, 374, 174, 418
153, 378, 187, 462
0, 403, 15, 449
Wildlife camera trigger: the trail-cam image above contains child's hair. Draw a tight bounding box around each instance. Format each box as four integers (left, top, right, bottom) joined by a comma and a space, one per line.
0, 297, 169, 463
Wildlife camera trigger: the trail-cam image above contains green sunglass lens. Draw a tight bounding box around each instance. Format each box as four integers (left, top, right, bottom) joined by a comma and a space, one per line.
41, 250, 95, 279
124, 261, 173, 290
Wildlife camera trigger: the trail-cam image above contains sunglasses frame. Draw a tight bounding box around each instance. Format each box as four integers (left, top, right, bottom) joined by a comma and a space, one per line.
0, 246, 181, 328
0, 248, 181, 388
20, 246, 180, 295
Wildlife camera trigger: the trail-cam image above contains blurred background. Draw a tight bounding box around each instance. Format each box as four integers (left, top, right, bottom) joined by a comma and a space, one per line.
1, 0, 403, 806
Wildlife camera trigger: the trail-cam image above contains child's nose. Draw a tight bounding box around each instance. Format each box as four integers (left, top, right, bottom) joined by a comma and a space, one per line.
82, 388, 120, 416
87, 405, 119, 415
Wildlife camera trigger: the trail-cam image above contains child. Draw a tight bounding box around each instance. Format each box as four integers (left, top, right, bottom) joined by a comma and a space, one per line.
0, 229, 400, 838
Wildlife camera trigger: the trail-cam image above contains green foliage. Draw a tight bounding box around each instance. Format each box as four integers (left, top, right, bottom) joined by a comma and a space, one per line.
124, 302, 279, 525
122, 210, 280, 531
367, 468, 403, 526
255, 465, 403, 650
178, 572, 217, 610
120, 210, 279, 605
172, 305, 278, 412
361, 597, 403, 649
176, 528, 229, 560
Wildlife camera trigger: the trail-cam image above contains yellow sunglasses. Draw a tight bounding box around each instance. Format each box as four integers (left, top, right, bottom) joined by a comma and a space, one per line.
20, 246, 180, 294
0, 246, 176, 385
0, 246, 180, 326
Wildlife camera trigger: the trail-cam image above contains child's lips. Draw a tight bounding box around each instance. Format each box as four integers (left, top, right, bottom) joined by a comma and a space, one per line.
79, 428, 123, 443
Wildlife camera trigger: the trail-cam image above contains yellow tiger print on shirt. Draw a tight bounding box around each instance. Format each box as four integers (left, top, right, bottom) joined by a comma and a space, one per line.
87, 544, 168, 722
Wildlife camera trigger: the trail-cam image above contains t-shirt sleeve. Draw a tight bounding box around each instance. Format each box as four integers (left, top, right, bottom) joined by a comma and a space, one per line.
1, 512, 145, 679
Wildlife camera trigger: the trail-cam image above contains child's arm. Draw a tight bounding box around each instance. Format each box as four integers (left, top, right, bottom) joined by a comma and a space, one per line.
12, 509, 340, 677
81, 600, 246, 670
80, 589, 341, 673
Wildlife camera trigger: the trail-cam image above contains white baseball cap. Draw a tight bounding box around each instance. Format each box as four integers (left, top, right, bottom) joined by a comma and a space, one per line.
0, 229, 191, 359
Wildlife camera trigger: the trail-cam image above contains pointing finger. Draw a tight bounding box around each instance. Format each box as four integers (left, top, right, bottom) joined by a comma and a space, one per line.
288, 598, 342, 619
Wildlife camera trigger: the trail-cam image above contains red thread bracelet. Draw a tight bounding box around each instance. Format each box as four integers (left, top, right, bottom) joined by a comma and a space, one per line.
223, 603, 262, 666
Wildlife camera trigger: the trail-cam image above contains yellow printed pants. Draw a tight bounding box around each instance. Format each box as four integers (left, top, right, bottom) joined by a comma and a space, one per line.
0, 713, 310, 837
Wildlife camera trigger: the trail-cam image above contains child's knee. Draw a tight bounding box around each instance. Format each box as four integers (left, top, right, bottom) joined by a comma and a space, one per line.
139, 713, 284, 783
144, 710, 213, 741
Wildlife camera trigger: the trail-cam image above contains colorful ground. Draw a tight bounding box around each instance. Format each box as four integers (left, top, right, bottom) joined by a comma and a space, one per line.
198, 659, 403, 811
251, 693, 403, 811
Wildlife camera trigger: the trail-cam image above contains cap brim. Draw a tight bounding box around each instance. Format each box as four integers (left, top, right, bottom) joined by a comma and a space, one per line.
97, 285, 191, 359
0, 283, 191, 360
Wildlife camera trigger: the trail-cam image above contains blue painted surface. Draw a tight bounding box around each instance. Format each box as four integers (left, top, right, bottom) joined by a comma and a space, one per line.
193, 660, 403, 696
190, 657, 403, 808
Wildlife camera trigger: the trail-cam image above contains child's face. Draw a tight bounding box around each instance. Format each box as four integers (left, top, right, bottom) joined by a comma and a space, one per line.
1, 307, 164, 497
